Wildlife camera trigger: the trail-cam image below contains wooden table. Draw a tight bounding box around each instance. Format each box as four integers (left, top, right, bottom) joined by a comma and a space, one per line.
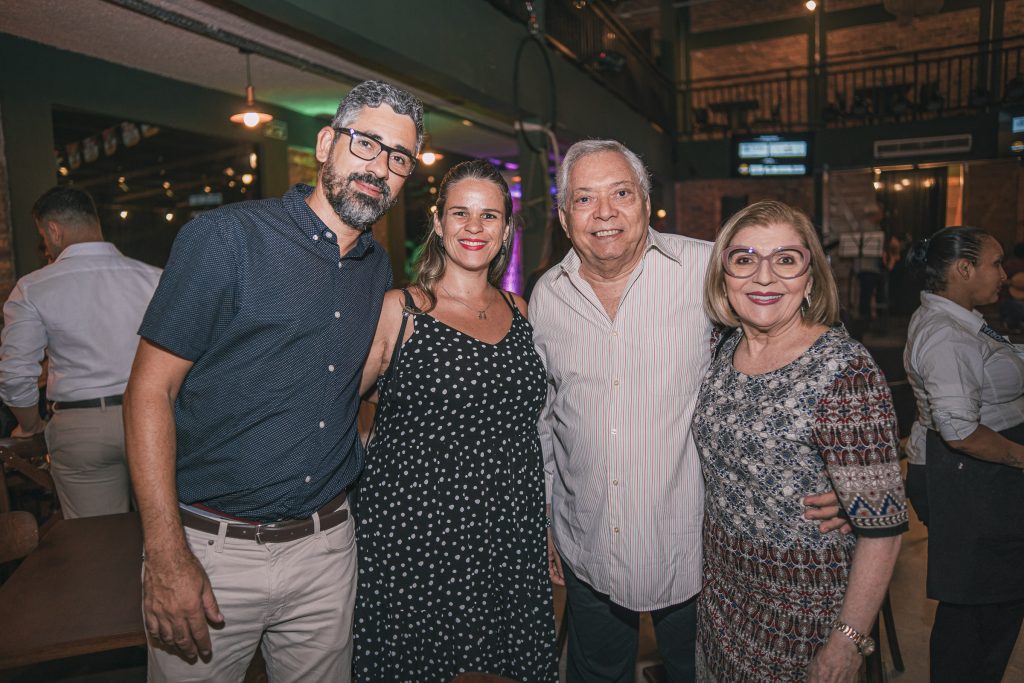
709, 99, 760, 129
0, 512, 144, 668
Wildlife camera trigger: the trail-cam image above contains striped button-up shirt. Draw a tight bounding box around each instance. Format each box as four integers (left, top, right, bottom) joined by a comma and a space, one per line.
532, 228, 713, 611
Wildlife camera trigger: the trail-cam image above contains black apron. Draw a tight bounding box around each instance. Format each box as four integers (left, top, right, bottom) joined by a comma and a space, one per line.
925, 424, 1024, 604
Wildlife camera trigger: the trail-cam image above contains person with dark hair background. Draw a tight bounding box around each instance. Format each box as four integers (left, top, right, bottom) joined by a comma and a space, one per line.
903, 226, 1024, 683
354, 159, 557, 681
0, 186, 160, 518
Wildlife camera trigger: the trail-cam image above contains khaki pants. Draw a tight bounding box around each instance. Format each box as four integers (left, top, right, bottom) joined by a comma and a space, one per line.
45, 404, 130, 519
146, 502, 358, 683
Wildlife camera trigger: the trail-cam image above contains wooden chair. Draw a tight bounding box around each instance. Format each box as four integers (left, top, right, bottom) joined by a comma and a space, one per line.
0, 434, 61, 535
0, 510, 39, 564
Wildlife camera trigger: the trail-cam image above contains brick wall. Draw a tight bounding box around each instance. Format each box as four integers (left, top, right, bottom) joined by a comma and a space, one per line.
674, 177, 815, 241
691, 34, 808, 81
964, 159, 1024, 249
826, 0, 879, 11
687, 4, 985, 83
828, 8, 980, 60
1005, 0, 1024, 38
691, 0, 806, 33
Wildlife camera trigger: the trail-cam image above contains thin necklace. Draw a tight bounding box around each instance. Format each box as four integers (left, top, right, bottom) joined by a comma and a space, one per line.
441, 285, 496, 320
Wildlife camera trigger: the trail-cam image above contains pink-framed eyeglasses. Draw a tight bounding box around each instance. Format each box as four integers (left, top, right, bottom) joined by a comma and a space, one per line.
722, 245, 811, 279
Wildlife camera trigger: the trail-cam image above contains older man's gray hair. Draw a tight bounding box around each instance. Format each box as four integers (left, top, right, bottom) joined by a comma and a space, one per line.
556, 139, 651, 211
332, 80, 425, 153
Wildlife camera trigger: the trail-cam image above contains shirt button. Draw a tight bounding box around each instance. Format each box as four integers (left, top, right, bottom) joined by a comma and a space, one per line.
613, 379, 620, 387
612, 330, 619, 336
325, 231, 333, 239
304, 475, 311, 483
613, 526, 620, 533
328, 364, 335, 372
612, 479, 619, 486
611, 428, 618, 436
312, 234, 319, 241
319, 420, 326, 429
334, 311, 341, 318
338, 261, 342, 268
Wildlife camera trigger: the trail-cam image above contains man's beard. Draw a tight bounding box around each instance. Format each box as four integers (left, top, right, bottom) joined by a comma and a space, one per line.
321, 161, 396, 232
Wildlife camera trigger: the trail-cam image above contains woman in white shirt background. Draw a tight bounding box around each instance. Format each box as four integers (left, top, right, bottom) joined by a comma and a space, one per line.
903, 225, 1024, 683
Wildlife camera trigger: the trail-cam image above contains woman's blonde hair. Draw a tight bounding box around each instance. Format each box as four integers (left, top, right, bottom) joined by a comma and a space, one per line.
704, 200, 839, 328
412, 160, 515, 311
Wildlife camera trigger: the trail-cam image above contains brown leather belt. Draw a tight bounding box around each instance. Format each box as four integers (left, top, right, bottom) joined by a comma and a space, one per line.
179, 492, 348, 544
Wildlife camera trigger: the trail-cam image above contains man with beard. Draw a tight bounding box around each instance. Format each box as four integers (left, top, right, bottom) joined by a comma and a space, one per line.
124, 80, 422, 682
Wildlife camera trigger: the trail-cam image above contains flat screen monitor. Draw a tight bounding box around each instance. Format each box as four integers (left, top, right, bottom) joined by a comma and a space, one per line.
732, 133, 813, 177
996, 108, 1024, 156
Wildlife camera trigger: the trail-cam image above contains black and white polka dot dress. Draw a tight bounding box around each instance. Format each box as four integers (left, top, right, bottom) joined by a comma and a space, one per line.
353, 291, 557, 682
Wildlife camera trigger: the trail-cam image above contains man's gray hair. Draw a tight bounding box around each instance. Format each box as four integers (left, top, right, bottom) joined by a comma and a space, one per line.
556, 139, 651, 210
332, 80, 425, 153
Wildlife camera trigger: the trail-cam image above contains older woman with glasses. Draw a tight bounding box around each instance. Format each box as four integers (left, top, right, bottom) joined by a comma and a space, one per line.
692, 201, 908, 682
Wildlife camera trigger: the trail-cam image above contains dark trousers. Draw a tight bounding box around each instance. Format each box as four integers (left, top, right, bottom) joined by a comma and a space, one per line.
930, 599, 1024, 683
905, 462, 928, 525
858, 271, 884, 318
564, 563, 696, 683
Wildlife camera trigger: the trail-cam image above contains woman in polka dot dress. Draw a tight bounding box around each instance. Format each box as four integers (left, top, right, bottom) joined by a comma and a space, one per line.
354, 160, 558, 682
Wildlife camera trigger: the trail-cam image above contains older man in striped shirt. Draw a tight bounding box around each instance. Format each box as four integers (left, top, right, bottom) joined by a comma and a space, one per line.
531, 139, 845, 682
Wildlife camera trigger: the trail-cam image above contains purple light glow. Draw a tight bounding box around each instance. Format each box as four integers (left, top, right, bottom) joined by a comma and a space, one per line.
501, 227, 524, 294
504, 162, 520, 171
501, 186, 524, 294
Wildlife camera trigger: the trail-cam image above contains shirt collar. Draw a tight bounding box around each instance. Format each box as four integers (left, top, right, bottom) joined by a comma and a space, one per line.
557, 226, 678, 276
919, 291, 985, 332
284, 184, 375, 258
53, 241, 121, 263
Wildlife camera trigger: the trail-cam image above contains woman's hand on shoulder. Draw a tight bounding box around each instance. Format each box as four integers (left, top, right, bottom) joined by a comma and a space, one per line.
806, 633, 861, 683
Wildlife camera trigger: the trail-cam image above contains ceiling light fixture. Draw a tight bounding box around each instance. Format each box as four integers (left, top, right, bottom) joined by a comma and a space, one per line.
229, 51, 273, 128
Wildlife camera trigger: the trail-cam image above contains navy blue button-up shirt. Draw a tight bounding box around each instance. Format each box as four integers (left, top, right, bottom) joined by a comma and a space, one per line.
139, 184, 391, 521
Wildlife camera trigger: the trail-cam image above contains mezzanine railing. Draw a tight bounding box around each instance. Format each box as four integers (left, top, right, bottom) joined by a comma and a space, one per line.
684, 36, 1024, 138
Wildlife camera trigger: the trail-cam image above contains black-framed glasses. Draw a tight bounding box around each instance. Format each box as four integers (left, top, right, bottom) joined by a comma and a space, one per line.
723, 245, 811, 279
335, 128, 416, 177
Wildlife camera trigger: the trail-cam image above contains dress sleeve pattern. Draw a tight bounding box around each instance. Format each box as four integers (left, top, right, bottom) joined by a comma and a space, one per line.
813, 352, 909, 536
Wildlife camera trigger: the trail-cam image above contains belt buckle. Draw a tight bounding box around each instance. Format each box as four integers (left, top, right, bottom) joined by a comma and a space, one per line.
255, 524, 266, 544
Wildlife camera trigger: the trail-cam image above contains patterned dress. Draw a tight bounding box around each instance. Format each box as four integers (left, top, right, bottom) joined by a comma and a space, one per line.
692, 326, 908, 682
353, 293, 558, 682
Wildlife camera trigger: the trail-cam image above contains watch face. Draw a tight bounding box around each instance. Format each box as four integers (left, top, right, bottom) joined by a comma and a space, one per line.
860, 638, 876, 656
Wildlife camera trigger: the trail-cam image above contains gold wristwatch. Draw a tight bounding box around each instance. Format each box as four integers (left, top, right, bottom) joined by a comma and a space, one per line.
832, 620, 876, 656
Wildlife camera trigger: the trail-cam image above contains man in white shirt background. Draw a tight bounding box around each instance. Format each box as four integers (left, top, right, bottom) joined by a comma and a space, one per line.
0, 186, 161, 518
